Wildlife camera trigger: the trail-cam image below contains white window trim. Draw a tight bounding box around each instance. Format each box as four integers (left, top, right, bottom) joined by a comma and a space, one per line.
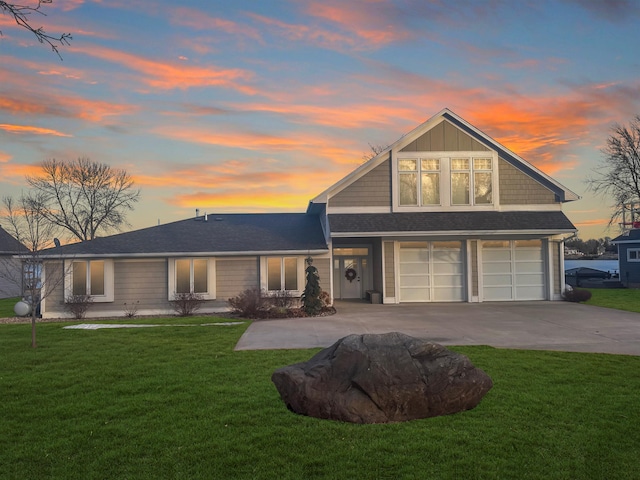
627, 248, 640, 262
168, 258, 216, 300
392, 151, 499, 212
260, 256, 305, 294
64, 259, 114, 303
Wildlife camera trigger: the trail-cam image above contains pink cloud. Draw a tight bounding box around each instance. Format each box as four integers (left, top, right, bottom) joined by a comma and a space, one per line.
0, 123, 71, 137
71, 44, 256, 93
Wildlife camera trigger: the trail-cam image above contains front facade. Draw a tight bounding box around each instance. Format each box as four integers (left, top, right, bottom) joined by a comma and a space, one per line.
39, 109, 578, 318
0, 226, 29, 299
310, 109, 578, 304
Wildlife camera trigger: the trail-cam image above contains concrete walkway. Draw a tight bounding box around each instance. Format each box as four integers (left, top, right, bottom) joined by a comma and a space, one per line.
235, 301, 640, 356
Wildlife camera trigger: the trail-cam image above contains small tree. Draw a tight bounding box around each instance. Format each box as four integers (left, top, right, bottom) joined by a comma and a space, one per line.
587, 115, 640, 228
1, 192, 65, 347
301, 257, 323, 316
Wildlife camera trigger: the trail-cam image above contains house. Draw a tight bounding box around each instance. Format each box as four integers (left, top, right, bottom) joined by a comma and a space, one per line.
612, 228, 640, 287
38, 108, 578, 318
0, 225, 29, 299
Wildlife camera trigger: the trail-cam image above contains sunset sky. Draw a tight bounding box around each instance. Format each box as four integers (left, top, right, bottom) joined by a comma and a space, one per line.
1, 0, 640, 241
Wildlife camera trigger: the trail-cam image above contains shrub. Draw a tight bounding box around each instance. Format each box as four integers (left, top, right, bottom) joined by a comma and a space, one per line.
170, 292, 204, 316
268, 289, 296, 309
563, 288, 592, 303
64, 294, 94, 319
228, 287, 266, 317
123, 301, 139, 318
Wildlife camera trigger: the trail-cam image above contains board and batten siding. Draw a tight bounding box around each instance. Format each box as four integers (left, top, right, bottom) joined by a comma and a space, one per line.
400, 120, 490, 153
329, 160, 391, 208
499, 159, 557, 205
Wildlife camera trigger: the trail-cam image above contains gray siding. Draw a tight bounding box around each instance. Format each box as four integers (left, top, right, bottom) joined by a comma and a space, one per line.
217, 257, 258, 300
499, 158, 557, 205
400, 120, 489, 152
329, 159, 391, 208
315, 257, 331, 294
383, 241, 395, 298
618, 244, 640, 287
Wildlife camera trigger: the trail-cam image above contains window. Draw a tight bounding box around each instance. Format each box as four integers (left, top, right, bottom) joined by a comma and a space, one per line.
264, 257, 300, 292
398, 158, 440, 206
451, 157, 493, 205
169, 258, 215, 299
628, 249, 640, 262
65, 259, 114, 302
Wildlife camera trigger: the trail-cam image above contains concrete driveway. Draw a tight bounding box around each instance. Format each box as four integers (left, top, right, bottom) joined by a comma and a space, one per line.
235, 301, 640, 355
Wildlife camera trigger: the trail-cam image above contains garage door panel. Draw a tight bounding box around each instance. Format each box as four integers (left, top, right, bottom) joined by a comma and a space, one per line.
433, 251, 462, 263
483, 250, 511, 262
484, 286, 513, 301
433, 262, 462, 274
515, 273, 544, 285
483, 274, 513, 286
516, 286, 545, 300
515, 249, 543, 261
434, 287, 463, 301
483, 263, 511, 274
401, 288, 431, 302
401, 249, 429, 262
400, 263, 430, 275
516, 261, 544, 273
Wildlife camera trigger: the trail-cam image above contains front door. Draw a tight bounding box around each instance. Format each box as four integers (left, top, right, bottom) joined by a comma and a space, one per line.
341, 258, 363, 299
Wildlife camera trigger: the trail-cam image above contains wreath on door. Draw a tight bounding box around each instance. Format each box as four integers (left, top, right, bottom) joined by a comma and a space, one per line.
345, 267, 357, 283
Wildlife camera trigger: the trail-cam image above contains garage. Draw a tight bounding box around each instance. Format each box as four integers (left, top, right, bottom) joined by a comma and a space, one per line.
481, 240, 546, 301
398, 241, 464, 302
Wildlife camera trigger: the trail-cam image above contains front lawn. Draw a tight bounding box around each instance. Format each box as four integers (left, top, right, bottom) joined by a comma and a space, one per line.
0, 296, 19, 318
585, 288, 640, 313
1, 317, 639, 479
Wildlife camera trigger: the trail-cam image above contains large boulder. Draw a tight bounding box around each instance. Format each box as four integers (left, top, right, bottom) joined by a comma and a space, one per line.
271, 332, 492, 424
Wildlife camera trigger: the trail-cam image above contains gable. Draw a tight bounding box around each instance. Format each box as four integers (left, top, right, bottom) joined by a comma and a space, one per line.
328, 160, 391, 208
400, 120, 489, 152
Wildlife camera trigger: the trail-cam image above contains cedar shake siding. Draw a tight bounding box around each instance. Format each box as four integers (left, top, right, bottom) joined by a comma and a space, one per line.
499, 158, 557, 205
400, 120, 490, 152
329, 160, 391, 208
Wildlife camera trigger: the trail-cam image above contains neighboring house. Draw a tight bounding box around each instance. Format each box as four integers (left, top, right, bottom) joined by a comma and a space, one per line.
612, 228, 640, 287
0, 226, 29, 299
39, 108, 579, 318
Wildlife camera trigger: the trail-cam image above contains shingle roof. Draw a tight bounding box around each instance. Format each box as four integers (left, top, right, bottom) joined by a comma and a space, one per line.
329, 211, 576, 234
0, 226, 28, 254
41, 213, 328, 257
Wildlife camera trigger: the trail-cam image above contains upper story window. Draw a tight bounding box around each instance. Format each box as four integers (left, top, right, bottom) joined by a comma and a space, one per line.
396, 153, 495, 209
451, 157, 492, 205
399, 158, 440, 206
628, 249, 640, 262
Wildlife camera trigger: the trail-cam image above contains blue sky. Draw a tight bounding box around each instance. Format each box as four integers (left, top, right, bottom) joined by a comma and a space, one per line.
1, 0, 640, 240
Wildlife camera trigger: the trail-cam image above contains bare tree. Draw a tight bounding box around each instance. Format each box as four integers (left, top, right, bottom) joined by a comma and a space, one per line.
0, 1, 72, 58
587, 115, 640, 228
362, 142, 390, 162
1, 193, 65, 348
26, 157, 141, 242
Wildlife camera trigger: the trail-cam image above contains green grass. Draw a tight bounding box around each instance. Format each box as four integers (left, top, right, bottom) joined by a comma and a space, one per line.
586, 288, 640, 313
1, 317, 639, 479
0, 296, 20, 318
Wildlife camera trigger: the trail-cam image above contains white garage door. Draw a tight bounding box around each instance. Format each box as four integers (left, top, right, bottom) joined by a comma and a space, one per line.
399, 241, 464, 302
482, 240, 545, 301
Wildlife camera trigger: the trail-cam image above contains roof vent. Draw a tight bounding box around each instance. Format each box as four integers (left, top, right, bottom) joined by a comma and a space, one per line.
195, 208, 200, 218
